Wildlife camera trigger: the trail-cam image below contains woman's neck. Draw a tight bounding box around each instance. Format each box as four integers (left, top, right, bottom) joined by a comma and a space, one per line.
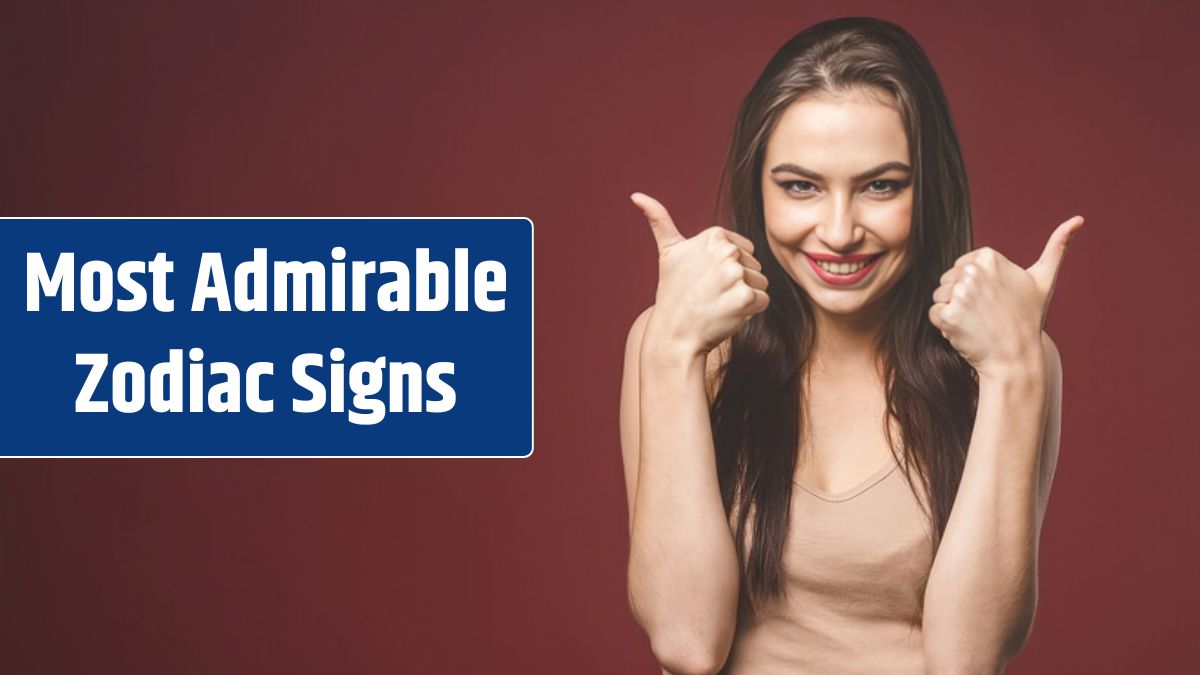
808, 302, 888, 381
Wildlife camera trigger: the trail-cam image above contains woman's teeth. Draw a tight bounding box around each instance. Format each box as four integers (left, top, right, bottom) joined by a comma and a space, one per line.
815, 257, 874, 274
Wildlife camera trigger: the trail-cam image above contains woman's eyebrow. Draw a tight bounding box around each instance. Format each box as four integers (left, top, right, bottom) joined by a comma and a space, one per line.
770, 161, 912, 182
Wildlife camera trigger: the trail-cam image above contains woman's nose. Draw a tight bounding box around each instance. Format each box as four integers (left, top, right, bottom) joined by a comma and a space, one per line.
816, 196, 861, 250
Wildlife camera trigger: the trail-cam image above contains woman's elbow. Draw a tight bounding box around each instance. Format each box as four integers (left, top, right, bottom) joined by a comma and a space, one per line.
650, 629, 732, 675
923, 647, 1006, 675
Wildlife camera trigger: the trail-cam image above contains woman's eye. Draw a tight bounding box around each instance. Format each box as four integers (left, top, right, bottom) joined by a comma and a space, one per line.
865, 180, 902, 196
783, 181, 816, 195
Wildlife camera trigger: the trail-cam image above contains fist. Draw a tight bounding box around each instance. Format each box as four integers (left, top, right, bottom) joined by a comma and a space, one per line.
929, 215, 1083, 377
631, 192, 769, 357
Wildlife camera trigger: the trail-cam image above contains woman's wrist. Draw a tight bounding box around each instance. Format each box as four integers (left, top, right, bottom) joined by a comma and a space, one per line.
641, 316, 706, 370
973, 329, 1047, 383
976, 359, 1046, 389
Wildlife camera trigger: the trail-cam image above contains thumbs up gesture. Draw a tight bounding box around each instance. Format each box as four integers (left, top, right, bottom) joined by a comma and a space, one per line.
631, 192, 770, 359
929, 215, 1084, 378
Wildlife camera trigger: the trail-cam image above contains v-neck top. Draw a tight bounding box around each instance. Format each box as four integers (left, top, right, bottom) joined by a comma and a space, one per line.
720, 460, 936, 674
793, 457, 901, 502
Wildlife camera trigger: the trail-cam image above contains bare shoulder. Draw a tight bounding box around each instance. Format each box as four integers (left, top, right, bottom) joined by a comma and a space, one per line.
1040, 330, 1063, 445
619, 306, 656, 533
1035, 330, 1063, 533
1041, 331, 1062, 377
626, 306, 655, 356
1040, 330, 1063, 421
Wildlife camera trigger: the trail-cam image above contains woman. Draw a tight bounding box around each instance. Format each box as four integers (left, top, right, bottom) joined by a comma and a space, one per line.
619, 16, 1080, 675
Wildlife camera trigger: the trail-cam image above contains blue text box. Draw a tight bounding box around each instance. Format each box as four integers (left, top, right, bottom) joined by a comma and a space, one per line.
3, 218, 534, 458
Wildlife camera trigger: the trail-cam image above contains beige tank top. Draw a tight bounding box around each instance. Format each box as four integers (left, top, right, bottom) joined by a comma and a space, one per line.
719, 457, 936, 674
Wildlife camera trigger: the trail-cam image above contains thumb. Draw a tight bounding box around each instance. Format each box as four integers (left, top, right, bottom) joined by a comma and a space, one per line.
631, 192, 685, 251
1027, 214, 1084, 306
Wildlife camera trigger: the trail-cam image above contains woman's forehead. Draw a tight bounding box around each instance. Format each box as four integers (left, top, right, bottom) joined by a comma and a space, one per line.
765, 90, 909, 172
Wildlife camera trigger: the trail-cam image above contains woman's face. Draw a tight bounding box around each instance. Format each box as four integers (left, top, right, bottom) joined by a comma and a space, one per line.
761, 87, 913, 319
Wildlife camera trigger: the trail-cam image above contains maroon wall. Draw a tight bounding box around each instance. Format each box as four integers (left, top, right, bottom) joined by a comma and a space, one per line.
2, 1, 1197, 673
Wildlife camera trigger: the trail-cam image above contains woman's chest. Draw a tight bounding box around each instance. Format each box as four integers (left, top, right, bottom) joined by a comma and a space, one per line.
783, 470, 935, 615
797, 378, 900, 495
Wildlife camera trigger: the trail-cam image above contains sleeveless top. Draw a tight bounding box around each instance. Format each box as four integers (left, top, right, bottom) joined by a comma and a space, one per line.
719, 457, 936, 674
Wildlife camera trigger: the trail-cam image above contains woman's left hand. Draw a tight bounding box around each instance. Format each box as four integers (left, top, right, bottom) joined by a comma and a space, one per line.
929, 215, 1084, 378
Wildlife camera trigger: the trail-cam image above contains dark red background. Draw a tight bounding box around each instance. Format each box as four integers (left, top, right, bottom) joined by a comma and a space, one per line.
2, 1, 1197, 673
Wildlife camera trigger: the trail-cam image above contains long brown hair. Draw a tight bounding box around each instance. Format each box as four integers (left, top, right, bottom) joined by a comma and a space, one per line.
710, 16, 979, 615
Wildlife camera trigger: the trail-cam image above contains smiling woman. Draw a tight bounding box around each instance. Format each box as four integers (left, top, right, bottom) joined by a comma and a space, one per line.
621, 15, 1069, 675
762, 90, 914, 313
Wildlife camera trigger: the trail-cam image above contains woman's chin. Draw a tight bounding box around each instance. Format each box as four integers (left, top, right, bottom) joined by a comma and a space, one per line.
812, 299, 870, 316
799, 284, 881, 317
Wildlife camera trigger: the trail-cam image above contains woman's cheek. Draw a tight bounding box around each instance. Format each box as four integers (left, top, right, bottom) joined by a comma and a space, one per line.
763, 201, 812, 246
884, 198, 914, 245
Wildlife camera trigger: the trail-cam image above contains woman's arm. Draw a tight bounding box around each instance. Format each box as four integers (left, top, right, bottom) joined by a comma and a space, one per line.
921, 331, 1063, 674
621, 306, 740, 675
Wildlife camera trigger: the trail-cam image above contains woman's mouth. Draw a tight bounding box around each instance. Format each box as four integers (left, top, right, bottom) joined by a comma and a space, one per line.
804, 253, 883, 286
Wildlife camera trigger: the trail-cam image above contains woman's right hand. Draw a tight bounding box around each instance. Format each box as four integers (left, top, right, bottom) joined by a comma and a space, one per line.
631, 192, 770, 359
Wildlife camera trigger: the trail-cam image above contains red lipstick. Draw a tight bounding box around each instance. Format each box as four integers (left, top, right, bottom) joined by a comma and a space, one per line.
804, 252, 881, 263
803, 252, 883, 286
